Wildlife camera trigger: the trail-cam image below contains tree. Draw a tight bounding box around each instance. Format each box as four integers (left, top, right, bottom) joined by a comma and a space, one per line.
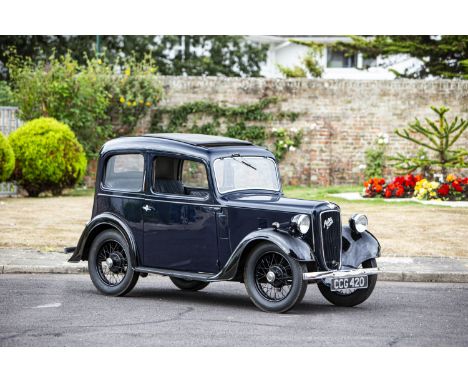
391, 106, 468, 177
0, 35, 268, 79
277, 39, 323, 78
333, 35, 468, 79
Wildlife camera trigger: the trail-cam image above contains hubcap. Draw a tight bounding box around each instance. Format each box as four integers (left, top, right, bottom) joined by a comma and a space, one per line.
266, 271, 276, 283
254, 252, 293, 302
96, 240, 128, 286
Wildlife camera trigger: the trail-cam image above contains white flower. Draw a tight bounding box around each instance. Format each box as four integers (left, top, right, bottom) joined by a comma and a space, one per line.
291, 127, 298, 133
358, 164, 366, 170
289, 146, 296, 152
377, 138, 384, 145
272, 127, 278, 133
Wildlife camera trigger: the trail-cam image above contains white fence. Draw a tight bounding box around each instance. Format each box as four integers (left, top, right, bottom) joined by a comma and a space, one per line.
0, 107, 21, 196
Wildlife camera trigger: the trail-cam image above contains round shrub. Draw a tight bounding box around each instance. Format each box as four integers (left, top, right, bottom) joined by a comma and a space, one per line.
0, 132, 15, 182
9, 117, 87, 196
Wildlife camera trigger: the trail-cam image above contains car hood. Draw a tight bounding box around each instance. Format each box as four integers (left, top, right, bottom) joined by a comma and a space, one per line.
221, 193, 339, 214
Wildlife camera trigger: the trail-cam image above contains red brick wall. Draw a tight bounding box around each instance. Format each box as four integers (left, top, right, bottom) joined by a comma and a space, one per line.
144, 77, 468, 186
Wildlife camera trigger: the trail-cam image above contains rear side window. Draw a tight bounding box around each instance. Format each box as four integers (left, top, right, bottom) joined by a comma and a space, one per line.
181, 160, 209, 189
103, 154, 144, 192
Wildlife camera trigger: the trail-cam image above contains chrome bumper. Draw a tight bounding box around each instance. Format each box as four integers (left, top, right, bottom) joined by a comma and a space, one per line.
303, 267, 381, 281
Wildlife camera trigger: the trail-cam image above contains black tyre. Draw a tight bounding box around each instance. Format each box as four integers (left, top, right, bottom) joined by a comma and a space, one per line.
88, 229, 139, 296
170, 277, 209, 291
244, 243, 307, 313
317, 258, 378, 307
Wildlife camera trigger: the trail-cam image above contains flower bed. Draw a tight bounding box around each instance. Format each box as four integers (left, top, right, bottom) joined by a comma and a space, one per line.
363, 174, 468, 201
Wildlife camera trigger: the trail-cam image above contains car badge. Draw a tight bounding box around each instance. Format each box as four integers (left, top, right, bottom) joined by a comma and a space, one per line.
323, 217, 334, 230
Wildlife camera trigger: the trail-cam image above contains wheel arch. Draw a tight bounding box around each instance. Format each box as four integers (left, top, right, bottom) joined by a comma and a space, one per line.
219, 228, 314, 281
68, 213, 139, 268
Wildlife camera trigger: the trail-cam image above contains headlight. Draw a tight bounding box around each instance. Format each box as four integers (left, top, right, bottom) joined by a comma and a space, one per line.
291, 214, 310, 234
349, 213, 368, 233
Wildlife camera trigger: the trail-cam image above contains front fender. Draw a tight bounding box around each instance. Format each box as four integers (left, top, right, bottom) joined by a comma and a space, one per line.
341, 226, 381, 269
68, 213, 139, 268
217, 228, 313, 280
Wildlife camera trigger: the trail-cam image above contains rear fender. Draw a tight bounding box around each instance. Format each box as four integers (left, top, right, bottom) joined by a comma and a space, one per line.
341, 226, 381, 269
68, 213, 139, 268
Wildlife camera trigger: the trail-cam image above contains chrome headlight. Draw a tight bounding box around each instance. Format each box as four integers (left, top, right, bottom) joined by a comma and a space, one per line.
349, 213, 368, 233
291, 214, 310, 234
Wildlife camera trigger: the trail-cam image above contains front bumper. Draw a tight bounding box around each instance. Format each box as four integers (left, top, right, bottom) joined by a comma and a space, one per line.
303, 267, 381, 281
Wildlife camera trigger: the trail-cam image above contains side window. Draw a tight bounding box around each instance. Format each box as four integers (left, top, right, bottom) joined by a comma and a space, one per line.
103, 154, 144, 192
181, 160, 209, 189
152, 156, 209, 198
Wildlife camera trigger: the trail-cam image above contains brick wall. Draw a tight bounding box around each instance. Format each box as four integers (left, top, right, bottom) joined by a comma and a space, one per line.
144, 76, 468, 186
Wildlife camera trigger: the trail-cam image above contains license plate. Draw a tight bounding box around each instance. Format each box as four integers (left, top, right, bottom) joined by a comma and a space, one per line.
330, 275, 368, 291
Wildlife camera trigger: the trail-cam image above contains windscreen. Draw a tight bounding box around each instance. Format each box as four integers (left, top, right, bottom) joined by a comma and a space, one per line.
213, 156, 280, 194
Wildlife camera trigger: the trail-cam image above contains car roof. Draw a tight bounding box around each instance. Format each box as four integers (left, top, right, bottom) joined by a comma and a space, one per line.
144, 133, 253, 147
100, 134, 275, 161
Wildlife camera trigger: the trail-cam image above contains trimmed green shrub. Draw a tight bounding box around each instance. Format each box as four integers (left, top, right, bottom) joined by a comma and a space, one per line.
8, 118, 87, 196
0, 132, 15, 181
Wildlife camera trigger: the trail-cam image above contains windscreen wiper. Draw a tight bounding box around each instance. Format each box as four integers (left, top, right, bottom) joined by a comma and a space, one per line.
231, 155, 257, 171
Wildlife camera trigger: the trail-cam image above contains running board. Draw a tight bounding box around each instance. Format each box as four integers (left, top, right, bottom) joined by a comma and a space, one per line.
303, 267, 381, 281
134, 266, 218, 282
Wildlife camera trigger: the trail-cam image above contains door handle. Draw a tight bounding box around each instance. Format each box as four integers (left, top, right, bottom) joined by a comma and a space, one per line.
142, 204, 154, 212
205, 206, 222, 212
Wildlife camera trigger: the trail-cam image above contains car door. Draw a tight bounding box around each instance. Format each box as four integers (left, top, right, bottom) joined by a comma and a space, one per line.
142, 154, 219, 274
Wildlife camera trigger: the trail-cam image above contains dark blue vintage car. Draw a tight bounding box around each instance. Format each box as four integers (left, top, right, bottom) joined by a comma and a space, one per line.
68, 133, 380, 312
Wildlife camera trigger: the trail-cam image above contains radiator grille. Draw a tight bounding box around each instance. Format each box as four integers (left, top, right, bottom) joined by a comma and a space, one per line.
319, 210, 342, 270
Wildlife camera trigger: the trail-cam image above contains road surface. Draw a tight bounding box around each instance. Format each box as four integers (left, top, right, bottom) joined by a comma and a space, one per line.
1, 274, 467, 346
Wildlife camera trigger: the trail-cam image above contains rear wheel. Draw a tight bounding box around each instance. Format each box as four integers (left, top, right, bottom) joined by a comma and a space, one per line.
244, 243, 307, 313
317, 258, 377, 307
88, 230, 139, 296
170, 277, 209, 291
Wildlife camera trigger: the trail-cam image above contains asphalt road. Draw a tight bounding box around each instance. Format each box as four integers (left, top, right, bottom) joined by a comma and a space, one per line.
0, 274, 467, 346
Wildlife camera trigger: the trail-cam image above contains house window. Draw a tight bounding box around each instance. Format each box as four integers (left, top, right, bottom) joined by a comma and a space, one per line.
326, 48, 357, 68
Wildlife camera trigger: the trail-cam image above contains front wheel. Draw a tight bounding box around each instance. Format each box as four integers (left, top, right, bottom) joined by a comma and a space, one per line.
317, 258, 378, 307
244, 243, 307, 313
88, 229, 139, 296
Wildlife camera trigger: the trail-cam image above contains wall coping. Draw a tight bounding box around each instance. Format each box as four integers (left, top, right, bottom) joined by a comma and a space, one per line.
159, 75, 468, 91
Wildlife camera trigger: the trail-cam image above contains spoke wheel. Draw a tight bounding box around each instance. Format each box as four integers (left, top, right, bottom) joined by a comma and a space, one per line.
88, 229, 139, 297
317, 258, 378, 307
254, 252, 293, 302
96, 240, 128, 287
244, 243, 307, 313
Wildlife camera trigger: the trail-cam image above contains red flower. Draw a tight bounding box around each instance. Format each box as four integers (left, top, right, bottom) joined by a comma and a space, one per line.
438, 184, 450, 197
395, 186, 404, 197
375, 185, 383, 193
384, 188, 392, 198
452, 181, 463, 192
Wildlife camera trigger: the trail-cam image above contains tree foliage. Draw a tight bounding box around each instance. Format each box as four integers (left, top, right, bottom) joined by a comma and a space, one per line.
277, 39, 323, 78
333, 35, 468, 79
7, 51, 162, 156
0, 35, 268, 79
391, 106, 468, 176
